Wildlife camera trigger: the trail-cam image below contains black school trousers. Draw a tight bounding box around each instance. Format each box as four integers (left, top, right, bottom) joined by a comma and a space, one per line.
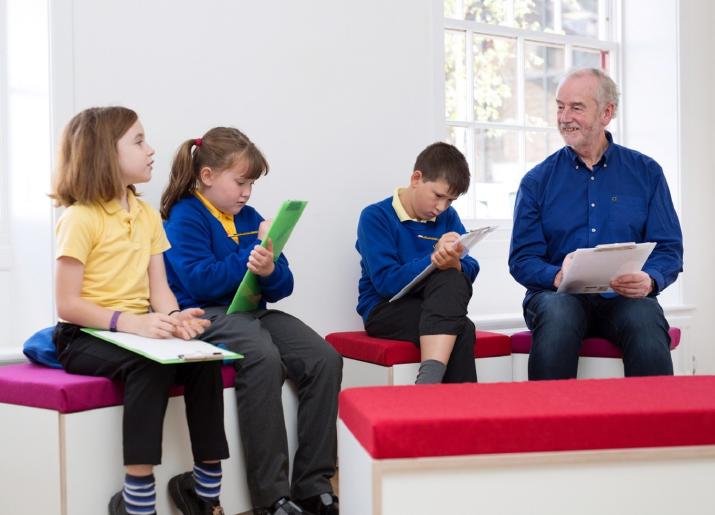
365, 268, 478, 383
53, 322, 229, 465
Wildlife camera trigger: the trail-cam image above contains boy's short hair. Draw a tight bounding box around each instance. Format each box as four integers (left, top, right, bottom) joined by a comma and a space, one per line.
413, 142, 470, 196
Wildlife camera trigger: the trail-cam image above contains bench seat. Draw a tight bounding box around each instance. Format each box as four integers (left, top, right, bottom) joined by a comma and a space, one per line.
326, 330, 512, 386
338, 376, 715, 514
0, 363, 298, 515
511, 327, 682, 380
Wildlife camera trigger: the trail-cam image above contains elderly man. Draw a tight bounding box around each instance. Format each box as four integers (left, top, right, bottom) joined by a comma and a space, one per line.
509, 68, 683, 380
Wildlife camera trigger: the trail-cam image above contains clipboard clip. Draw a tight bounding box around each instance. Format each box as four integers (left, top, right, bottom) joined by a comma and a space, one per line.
178, 351, 222, 361
594, 242, 636, 251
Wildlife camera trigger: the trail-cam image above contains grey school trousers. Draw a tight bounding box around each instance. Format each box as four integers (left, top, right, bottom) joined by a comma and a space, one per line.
200, 306, 342, 509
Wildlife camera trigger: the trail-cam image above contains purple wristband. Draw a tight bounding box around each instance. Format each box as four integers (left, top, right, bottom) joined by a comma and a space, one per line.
109, 311, 122, 332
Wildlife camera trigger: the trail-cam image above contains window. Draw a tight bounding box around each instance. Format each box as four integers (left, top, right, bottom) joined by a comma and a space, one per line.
443, 0, 618, 220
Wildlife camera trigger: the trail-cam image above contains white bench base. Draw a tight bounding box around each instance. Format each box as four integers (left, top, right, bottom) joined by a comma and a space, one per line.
512, 348, 681, 381
0, 382, 298, 515
338, 420, 715, 515
341, 356, 512, 389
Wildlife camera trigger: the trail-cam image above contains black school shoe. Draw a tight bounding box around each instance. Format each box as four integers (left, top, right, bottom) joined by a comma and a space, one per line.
168, 472, 225, 515
254, 496, 309, 515
298, 493, 339, 515
108, 490, 158, 515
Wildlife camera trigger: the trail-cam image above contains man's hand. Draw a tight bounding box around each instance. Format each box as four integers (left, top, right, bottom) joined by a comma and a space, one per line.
610, 272, 653, 298
553, 252, 575, 288
248, 238, 275, 277
431, 231, 463, 271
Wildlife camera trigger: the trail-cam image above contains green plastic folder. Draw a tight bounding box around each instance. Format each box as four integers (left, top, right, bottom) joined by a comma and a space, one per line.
227, 200, 308, 314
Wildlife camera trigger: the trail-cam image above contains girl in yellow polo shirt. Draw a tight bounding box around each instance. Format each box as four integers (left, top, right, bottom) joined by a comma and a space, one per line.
50, 107, 229, 515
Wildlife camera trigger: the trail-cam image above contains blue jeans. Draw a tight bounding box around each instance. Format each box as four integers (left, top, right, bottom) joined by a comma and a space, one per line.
524, 291, 673, 380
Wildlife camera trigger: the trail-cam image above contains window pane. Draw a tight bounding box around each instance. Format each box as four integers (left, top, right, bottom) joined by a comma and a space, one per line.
445, 30, 467, 121
473, 129, 519, 218
562, 0, 599, 38
446, 126, 474, 218
526, 130, 563, 170
516, 0, 555, 32
572, 47, 605, 69
463, 0, 508, 25
473, 35, 517, 123
524, 42, 564, 127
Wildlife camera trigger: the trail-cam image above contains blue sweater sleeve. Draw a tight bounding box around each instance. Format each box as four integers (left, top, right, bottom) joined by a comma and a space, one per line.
447, 211, 480, 283
357, 207, 433, 297
641, 163, 684, 294
508, 176, 561, 290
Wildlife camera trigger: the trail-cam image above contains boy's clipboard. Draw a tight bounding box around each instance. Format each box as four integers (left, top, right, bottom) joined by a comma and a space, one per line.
389, 226, 497, 303
81, 328, 243, 364
556, 242, 656, 294
227, 200, 308, 314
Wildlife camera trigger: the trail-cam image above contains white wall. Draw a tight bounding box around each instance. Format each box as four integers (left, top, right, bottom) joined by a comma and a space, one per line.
677, 0, 715, 373
47, 0, 442, 338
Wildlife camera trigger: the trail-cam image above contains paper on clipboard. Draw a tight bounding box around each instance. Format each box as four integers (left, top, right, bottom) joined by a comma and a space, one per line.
556, 242, 656, 294
389, 226, 497, 303
227, 200, 307, 314
81, 328, 243, 364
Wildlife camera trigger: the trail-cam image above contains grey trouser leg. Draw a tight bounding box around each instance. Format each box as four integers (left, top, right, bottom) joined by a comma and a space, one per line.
200, 306, 342, 507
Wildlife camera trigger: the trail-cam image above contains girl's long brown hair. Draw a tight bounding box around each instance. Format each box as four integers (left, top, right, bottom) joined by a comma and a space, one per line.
160, 127, 269, 219
50, 107, 139, 207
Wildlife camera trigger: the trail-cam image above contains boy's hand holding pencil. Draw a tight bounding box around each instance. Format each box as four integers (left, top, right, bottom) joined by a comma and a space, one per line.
431, 231, 463, 271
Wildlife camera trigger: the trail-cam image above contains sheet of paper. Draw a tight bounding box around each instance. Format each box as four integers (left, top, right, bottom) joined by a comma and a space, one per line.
556, 242, 656, 294
227, 200, 308, 314
389, 226, 497, 303
82, 329, 243, 364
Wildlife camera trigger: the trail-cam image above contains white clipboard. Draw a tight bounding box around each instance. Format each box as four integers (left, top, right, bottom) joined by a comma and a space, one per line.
556, 242, 656, 294
389, 226, 497, 303
81, 328, 243, 364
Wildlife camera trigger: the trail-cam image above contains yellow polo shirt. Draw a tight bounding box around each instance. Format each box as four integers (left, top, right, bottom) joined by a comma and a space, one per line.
194, 190, 238, 242
55, 191, 170, 314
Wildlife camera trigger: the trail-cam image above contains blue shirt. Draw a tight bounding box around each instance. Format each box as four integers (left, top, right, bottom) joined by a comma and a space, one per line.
163, 196, 293, 309
356, 196, 479, 321
509, 132, 683, 306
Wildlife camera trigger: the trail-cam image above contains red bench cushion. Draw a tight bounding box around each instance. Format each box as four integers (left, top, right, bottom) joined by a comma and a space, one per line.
511, 327, 681, 358
325, 331, 510, 366
339, 376, 715, 459
0, 363, 236, 414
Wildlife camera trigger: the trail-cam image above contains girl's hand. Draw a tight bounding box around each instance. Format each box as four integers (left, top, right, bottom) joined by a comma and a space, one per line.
169, 308, 211, 340
248, 238, 275, 277
258, 220, 272, 239
120, 312, 181, 339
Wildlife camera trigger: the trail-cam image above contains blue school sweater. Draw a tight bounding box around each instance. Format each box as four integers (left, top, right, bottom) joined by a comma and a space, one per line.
355, 196, 479, 321
163, 196, 293, 309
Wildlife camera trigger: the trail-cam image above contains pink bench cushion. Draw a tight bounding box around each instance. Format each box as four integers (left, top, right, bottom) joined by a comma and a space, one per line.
511, 327, 681, 358
339, 376, 715, 460
0, 363, 236, 414
325, 330, 510, 366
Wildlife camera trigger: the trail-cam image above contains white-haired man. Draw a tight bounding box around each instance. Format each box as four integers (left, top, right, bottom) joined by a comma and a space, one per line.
509, 68, 683, 379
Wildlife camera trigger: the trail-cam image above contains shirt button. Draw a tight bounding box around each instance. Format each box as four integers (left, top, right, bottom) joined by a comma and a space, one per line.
591, 228, 596, 233
576, 165, 579, 169
591, 203, 596, 207
590, 176, 595, 181
604, 163, 608, 167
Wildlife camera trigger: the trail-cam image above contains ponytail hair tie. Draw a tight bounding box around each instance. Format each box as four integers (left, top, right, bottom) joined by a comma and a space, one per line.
194, 138, 202, 147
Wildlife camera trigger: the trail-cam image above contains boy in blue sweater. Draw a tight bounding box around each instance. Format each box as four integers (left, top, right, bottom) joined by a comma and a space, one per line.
356, 142, 480, 384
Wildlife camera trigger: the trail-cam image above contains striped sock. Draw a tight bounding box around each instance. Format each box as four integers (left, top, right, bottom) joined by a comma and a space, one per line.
193, 462, 222, 501
123, 473, 156, 515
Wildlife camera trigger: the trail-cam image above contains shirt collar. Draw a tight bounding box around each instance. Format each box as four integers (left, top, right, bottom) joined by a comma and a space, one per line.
391, 188, 435, 223
565, 130, 615, 169
194, 190, 234, 224
100, 189, 139, 218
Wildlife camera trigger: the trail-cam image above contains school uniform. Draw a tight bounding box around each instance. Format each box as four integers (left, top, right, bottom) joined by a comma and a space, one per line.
356, 190, 480, 382
52, 192, 229, 465
163, 194, 341, 508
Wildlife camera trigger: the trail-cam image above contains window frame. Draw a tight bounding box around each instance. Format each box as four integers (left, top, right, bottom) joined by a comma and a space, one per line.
441, 1, 621, 224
